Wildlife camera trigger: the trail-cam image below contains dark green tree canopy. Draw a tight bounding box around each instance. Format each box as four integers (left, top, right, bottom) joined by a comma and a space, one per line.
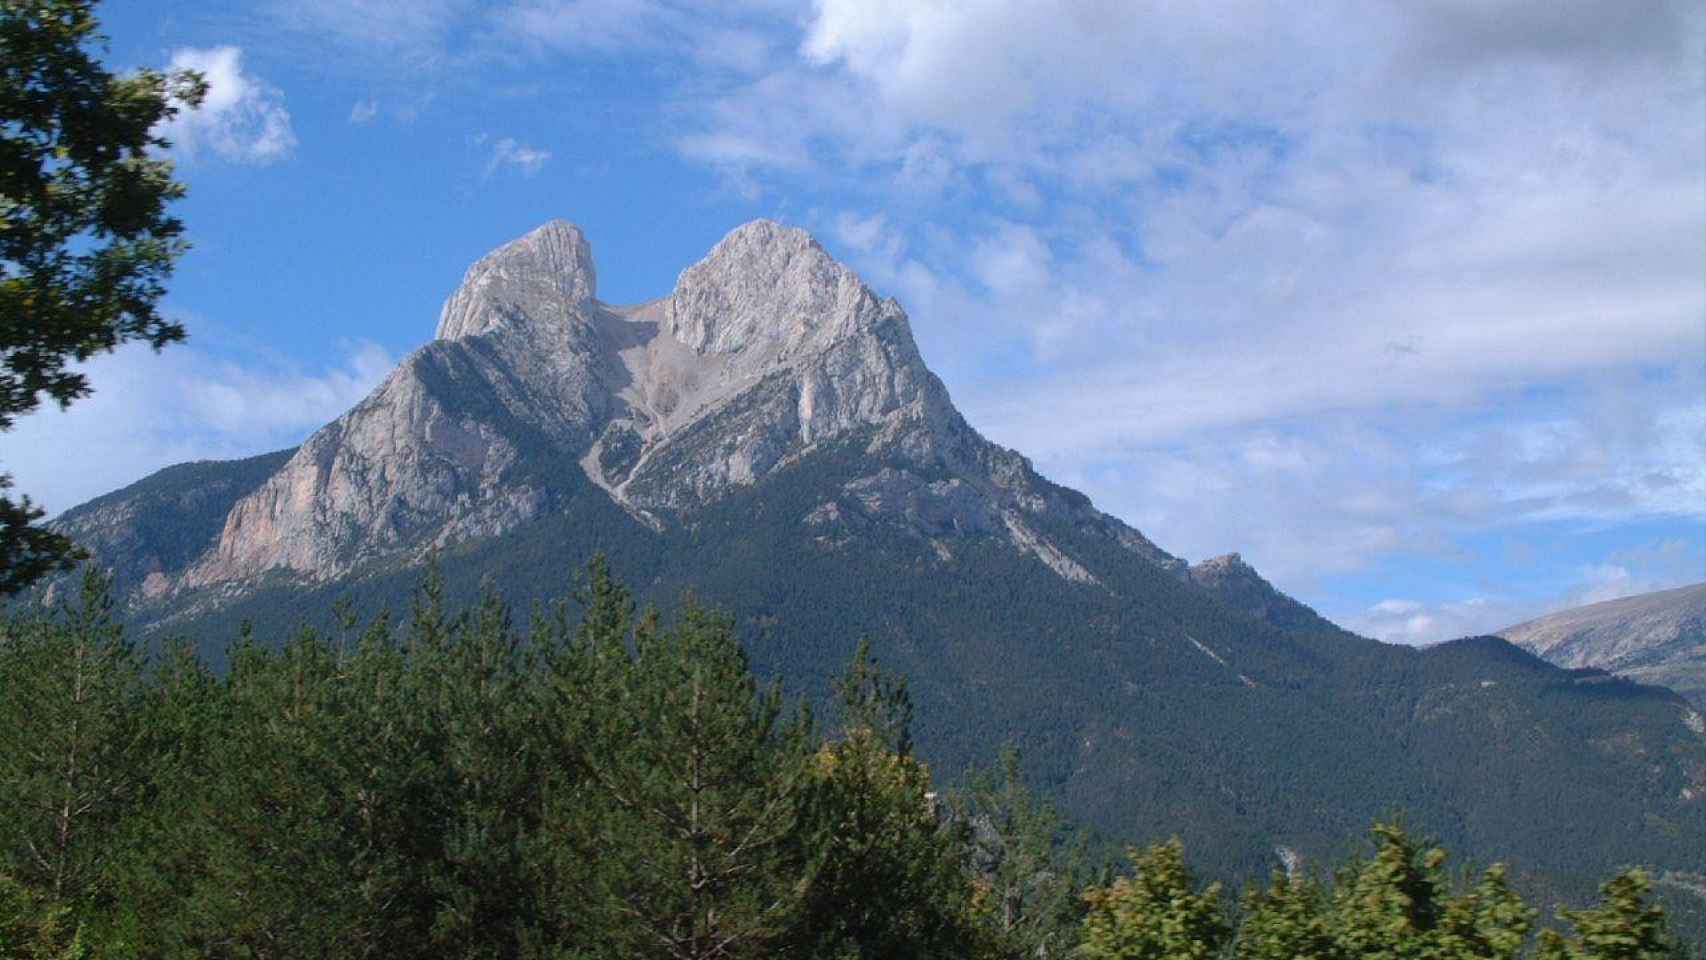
0, 0, 204, 592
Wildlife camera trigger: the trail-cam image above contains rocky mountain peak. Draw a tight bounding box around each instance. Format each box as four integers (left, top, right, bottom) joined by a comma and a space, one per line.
667, 218, 887, 360
1188, 553, 1263, 594
1185, 552, 1339, 635
435, 219, 597, 341
1193, 552, 1248, 574
149, 216, 1194, 595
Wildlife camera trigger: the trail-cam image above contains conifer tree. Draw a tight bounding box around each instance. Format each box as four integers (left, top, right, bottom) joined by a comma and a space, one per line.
0, 569, 144, 919
583, 599, 812, 959
788, 639, 975, 957
1535, 869, 1689, 960
1233, 870, 1335, 960
522, 556, 633, 949
956, 745, 1087, 958
1434, 863, 1534, 960
1080, 839, 1228, 960
1328, 821, 1449, 960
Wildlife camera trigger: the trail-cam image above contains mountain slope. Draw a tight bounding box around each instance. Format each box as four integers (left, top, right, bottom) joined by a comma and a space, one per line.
46, 449, 295, 604
41, 220, 1706, 924
1501, 583, 1706, 708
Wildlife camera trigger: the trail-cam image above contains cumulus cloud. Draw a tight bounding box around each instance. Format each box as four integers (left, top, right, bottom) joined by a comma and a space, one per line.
1, 340, 392, 517
668, 0, 1706, 608
154, 0, 1702, 632
156, 46, 297, 164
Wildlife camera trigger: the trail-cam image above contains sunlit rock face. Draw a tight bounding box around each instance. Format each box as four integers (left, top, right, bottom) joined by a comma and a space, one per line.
166, 217, 1179, 589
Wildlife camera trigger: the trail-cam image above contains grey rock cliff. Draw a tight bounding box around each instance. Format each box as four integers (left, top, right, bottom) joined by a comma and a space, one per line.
166, 218, 1180, 591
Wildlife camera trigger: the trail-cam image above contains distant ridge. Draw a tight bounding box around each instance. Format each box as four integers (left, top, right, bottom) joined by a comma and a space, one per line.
1500, 583, 1706, 708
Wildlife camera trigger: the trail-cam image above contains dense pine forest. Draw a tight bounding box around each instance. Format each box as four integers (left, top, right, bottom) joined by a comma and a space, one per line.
0, 563, 1692, 958
72, 436, 1706, 919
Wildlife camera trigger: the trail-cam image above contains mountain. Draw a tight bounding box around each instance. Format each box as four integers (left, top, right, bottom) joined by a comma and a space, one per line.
1500, 583, 1706, 709
41, 220, 1706, 922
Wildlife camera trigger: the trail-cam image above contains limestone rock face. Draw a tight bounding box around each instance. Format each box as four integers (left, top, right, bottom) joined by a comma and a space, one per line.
170, 217, 1183, 590
436, 220, 597, 341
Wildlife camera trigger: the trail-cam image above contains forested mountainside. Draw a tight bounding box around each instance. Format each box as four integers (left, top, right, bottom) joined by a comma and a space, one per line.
1502, 584, 1706, 709
0, 568, 1694, 957
35, 220, 1706, 937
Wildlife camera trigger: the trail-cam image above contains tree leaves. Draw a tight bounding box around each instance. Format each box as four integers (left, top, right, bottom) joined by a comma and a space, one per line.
0, 564, 1691, 957
0, 0, 205, 592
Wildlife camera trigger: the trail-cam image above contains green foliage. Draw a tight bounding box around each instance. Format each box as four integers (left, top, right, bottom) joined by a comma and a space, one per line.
1328, 821, 1452, 958
138, 431, 1706, 935
0, 0, 205, 592
583, 599, 811, 958
0, 872, 87, 959
0, 563, 1695, 957
1234, 870, 1335, 960
1436, 864, 1536, 960
954, 745, 1088, 958
1081, 839, 1229, 960
789, 641, 976, 958
1536, 870, 1693, 960
0, 570, 145, 910
1322, 822, 1536, 960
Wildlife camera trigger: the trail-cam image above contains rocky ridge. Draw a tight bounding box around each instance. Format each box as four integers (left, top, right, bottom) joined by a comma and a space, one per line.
137, 219, 1181, 598
1500, 583, 1706, 708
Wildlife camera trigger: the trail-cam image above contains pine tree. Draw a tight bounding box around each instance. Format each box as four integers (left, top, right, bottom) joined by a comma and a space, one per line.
1328, 821, 1449, 960
787, 639, 976, 958
1535, 869, 1689, 960
582, 599, 812, 959
1080, 839, 1228, 960
956, 745, 1087, 959
1433, 863, 1534, 960
0, 570, 144, 920
1234, 870, 1336, 960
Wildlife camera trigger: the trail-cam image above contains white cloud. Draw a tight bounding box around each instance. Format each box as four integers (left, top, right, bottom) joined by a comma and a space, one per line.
1344, 535, 1705, 645
1371, 599, 1425, 616
689, 0, 1706, 600
493, 0, 783, 72
156, 46, 297, 164
481, 135, 552, 178
1, 340, 392, 517
147, 0, 1702, 623
349, 98, 379, 124
270, 0, 476, 66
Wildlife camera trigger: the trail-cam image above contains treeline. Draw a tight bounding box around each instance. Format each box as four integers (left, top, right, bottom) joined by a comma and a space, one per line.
0, 564, 1691, 958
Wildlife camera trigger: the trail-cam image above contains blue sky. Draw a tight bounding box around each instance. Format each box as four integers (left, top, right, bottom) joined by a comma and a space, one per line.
9, 0, 1703, 643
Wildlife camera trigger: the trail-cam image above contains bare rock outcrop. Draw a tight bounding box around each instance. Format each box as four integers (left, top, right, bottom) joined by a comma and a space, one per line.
175, 218, 1185, 591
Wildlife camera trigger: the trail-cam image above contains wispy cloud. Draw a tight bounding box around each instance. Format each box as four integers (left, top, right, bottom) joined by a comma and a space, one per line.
267, 0, 476, 67
349, 98, 379, 125
156, 46, 297, 164
477, 134, 552, 178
